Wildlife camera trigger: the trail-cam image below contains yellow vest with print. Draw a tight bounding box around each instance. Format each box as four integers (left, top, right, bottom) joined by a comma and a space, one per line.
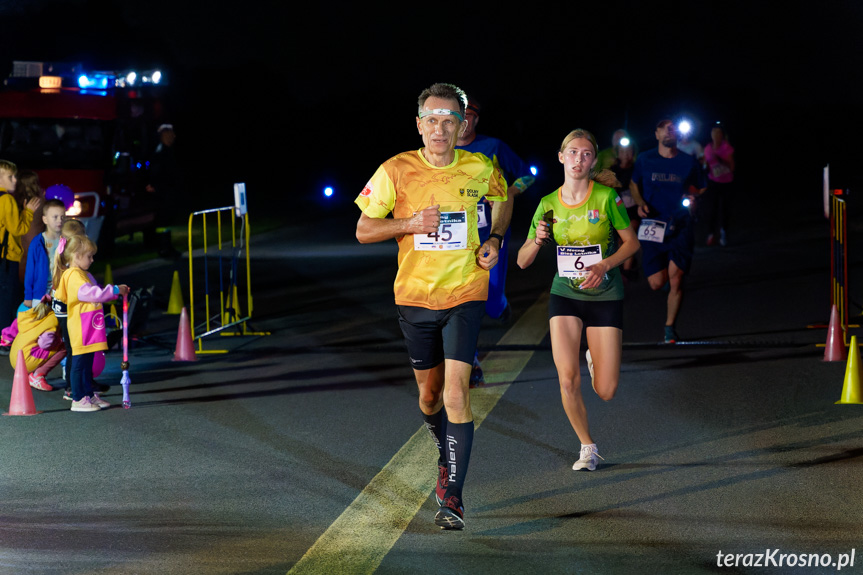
10, 308, 63, 372
54, 268, 109, 355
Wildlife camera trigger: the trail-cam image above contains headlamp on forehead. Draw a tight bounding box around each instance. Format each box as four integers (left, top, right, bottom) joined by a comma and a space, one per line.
418, 109, 464, 122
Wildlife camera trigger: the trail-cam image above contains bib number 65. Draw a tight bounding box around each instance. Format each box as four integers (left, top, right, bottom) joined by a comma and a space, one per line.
638, 219, 667, 243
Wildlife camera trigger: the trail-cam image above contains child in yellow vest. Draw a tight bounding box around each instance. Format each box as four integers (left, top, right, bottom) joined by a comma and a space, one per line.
53, 234, 128, 412
0, 159, 41, 334
51, 219, 90, 399
9, 295, 65, 391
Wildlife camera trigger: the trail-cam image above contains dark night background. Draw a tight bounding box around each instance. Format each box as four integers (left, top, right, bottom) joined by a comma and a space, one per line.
2, 0, 862, 221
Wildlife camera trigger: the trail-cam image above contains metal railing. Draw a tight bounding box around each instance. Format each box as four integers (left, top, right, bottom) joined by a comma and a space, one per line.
186, 207, 268, 353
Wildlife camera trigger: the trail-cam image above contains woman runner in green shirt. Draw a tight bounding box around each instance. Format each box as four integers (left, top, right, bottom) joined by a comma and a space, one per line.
517, 129, 640, 471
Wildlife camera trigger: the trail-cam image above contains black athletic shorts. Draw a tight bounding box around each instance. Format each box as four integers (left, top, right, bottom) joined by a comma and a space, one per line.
640, 215, 695, 277
548, 294, 623, 329
397, 300, 485, 370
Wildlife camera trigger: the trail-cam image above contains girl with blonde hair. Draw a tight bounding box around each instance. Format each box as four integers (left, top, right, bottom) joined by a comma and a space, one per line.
518, 128, 640, 471
54, 234, 128, 412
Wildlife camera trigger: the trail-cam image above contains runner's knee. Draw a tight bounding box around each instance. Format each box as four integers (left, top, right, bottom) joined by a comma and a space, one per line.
558, 374, 582, 396
647, 274, 667, 290
595, 378, 618, 401
419, 392, 442, 413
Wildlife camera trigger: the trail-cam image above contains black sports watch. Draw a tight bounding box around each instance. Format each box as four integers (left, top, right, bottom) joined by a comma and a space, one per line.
488, 233, 504, 248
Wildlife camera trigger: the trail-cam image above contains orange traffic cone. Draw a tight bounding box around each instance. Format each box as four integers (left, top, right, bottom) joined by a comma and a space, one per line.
173, 307, 198, 362
823, 305, 847, 362
836, 335, 863, 404
3, 350, 41, 416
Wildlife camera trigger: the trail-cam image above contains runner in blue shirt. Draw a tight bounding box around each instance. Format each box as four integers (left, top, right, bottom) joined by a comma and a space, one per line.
630, 119, 706, 343
456, 97, 535, 383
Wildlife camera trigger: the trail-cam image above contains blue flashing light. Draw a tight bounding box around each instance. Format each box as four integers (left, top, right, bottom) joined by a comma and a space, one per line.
682, 197, 691, 208
136, 162, 142, 169
323, 186, 334, 198
677, 120, 692, 136
530, 166, 538, 176
78, 73, 116, 90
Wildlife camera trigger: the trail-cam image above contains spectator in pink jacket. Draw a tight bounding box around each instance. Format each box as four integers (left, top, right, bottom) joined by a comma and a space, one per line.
702, 124, 735, 247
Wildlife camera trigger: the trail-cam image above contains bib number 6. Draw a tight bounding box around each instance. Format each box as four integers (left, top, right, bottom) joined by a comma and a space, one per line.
557, 245, 602, 279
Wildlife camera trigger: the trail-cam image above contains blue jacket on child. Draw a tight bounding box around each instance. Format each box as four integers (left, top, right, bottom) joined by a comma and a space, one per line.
24, 234, 51, 303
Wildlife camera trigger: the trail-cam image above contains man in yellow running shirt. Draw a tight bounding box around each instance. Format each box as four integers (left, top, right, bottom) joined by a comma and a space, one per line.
355, 82, 508, 530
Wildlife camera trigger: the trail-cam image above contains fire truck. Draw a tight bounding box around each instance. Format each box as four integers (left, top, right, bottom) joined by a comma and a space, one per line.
0, 61, 168, 256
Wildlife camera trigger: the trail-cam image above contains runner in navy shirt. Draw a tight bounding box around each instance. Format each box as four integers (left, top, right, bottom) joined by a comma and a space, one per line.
456, 97, 535, 383
630, 119, 705, 343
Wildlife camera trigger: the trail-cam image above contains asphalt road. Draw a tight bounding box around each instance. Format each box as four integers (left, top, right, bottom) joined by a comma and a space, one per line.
0, 192, 861, 575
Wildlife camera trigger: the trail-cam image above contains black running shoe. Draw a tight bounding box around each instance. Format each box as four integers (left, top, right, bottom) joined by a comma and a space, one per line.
435, 464, 448, 506
664, 325, 678, 344
435, 496, 465, 530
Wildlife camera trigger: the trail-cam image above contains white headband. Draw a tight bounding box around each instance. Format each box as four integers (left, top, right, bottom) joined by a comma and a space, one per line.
418, 108, 464, 122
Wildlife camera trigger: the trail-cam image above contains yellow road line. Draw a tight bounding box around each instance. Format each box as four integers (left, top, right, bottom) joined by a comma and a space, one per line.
287, 294, 549, 574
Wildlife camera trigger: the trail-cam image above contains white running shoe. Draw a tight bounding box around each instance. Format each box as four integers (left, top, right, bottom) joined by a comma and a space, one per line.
572, 444, 604, 471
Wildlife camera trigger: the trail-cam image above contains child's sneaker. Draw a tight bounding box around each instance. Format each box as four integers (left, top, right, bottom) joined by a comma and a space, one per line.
91, 393, 111, 409
71, 396, 100, 412
63, 389, 73, 401
28, 373, 53, 391
0, 340, 10, 356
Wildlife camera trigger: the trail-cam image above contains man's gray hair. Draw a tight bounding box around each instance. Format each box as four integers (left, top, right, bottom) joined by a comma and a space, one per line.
417, 83, 467, 117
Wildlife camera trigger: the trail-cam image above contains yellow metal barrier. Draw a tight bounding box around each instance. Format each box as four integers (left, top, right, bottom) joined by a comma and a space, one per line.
187, 207, 269, 354
832, 195, 847, 342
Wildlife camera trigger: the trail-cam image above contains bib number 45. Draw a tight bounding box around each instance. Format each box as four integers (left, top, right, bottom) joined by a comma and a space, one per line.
426, 225, 453, 242
414, 212, 468, 250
